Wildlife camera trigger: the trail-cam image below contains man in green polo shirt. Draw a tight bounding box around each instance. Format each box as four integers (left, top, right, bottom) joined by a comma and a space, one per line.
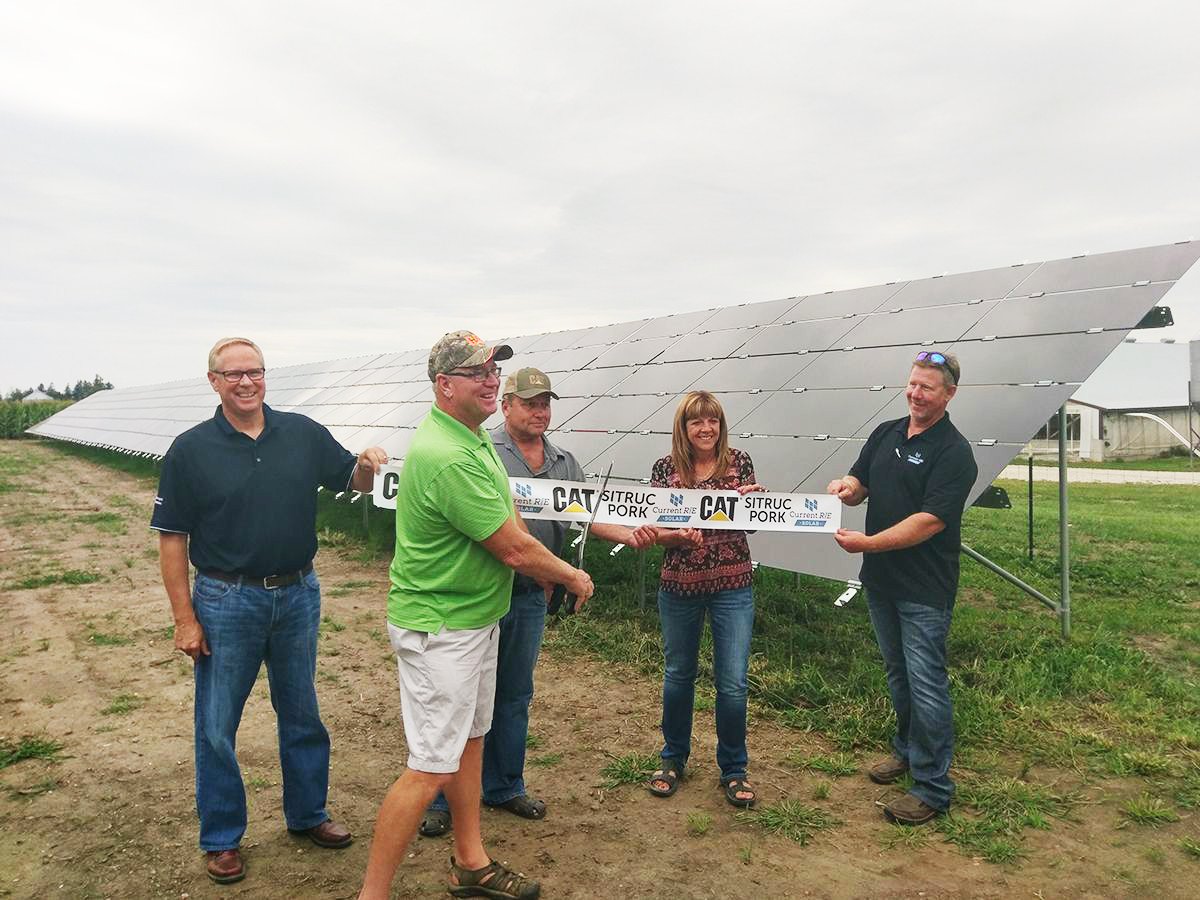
358, 331, 593, 900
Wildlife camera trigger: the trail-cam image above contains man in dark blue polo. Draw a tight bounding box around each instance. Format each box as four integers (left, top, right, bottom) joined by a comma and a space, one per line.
827, 350, 977, 826
150, 337, 388, 884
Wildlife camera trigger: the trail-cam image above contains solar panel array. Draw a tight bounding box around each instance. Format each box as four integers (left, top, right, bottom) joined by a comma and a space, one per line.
30, 241, 1200, 582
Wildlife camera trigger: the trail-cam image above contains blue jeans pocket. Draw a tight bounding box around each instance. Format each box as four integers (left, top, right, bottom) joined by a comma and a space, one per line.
194, 575, 234, 603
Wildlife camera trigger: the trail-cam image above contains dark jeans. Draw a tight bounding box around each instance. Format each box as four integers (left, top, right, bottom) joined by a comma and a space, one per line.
430, 588, 546, 813
657, 587, 754, 781
867, 592, 955, 811
192, 570, 331, 850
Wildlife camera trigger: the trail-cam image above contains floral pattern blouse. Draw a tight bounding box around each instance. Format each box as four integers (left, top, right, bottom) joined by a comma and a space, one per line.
651, 447, 757, 596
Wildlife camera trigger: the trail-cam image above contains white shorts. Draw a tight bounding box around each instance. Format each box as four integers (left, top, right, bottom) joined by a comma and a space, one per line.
388, 621, 499, 774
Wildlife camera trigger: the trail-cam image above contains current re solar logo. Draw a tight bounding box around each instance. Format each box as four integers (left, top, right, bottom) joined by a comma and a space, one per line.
670, 493, 684, 507
514, 482, 532, 498
804, 498, 818, 512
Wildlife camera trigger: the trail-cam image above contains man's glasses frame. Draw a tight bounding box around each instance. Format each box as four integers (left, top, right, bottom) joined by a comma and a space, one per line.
445, 364, 502, 383
212, 368, 267, 383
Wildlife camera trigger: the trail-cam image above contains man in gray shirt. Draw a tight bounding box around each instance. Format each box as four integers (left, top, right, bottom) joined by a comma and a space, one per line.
420, 368, 650, 836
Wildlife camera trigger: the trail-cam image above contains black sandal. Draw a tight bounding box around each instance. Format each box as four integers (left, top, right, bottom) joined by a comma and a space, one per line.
647, 759, 684, 798
488, 795, 546, 820
723, 776, 756, 808
419, 808, 451, 837
449, 855, 540, 899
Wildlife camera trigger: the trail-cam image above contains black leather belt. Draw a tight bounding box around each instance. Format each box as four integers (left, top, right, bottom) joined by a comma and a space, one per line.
200, 563, 313, 590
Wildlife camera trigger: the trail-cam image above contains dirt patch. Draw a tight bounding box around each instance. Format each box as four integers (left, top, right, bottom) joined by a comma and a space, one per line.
1, 439, 1196, 899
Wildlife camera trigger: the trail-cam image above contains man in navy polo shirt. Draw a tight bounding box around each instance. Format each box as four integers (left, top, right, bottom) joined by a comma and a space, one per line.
150, 337, 388, 884
827, 350, 977, 826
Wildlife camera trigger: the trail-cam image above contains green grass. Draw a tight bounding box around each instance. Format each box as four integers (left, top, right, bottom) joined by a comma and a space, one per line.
525, 733, 542, 750
788, 751, 859, 777
99, 693, 143, 716
686, 811, 713, 836
1119, 794, 1179, 827
39, 440, 162, 481
600, 751, 659, 788
86, 629, 132, 647
736, 800, 840, 846
1031, 454, 1198, 472
880, 825, 931, 851
526, 479, 1199, 863
320, 615, 346, 633
78, 511, 126, 535
529, 752, 564, 768
936, 813, 1025, 864
9, 570, 102, 590
932, 775, 1077, 859
955, 776, 1076, 829
0, 736, 65, 769
1180, 837, 1200, 859
1175, 770, 1200, 809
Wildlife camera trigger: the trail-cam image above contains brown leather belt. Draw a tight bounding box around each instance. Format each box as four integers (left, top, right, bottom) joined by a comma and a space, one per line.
200, 563, 313, 590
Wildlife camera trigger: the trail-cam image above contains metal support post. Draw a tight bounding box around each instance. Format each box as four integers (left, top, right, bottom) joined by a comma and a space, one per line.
1027, 455, 1034, 560
1058, 405, 1071, 639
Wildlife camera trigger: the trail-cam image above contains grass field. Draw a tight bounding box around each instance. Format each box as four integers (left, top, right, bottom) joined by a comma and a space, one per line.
314, 468, 1200, 863
29, 438, 1200, 865
1030, 454, 1199, 472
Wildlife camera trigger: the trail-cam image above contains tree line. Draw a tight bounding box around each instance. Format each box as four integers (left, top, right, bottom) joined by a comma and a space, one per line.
5, 374, 114, 402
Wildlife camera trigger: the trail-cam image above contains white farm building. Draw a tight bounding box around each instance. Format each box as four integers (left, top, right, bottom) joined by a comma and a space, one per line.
1025, 339, 1199, 461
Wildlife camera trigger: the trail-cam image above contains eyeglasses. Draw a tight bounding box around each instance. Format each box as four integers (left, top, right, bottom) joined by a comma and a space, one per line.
913, 351, 957, 384
212, 368, 266, 383
446, 364, 502, 383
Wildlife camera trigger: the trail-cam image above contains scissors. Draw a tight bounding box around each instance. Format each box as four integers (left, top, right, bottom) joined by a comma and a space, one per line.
548, 461, 612, 616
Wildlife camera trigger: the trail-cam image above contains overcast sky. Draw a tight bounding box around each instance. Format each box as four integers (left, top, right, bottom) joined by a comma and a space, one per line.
2, 1, 1198, 394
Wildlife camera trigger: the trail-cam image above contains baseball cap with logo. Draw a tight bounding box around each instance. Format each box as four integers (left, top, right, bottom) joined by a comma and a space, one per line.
427, 330, 514, 381
502, 367, 559, 399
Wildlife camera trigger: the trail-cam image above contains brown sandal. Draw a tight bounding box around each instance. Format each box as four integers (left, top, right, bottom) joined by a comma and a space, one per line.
449, 855, 540, 899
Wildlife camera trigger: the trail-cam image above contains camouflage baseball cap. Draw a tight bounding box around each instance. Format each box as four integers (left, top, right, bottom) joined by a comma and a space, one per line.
427, 330, 513, 381
502, 367, 559, 400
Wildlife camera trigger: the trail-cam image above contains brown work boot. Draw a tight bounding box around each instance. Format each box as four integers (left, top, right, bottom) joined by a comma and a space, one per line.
867, 755, 909, 785
289, 819, 353, 848
205, 849, 245, 883
882, 793, 941, 826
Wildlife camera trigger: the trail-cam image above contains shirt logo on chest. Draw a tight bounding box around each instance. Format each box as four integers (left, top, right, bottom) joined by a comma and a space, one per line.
906, 450, 925, 465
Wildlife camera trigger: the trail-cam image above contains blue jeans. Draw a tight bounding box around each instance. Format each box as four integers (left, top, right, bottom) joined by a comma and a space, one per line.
192, 570, 331, 851
430, 588, 546, 813
657, 587, 754, 781
867, 592, 955, 811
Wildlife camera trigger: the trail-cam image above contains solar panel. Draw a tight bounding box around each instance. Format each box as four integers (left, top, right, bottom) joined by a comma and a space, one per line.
29, 241, 1200, 583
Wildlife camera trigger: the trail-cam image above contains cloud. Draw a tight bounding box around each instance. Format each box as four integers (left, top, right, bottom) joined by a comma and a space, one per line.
1, 1, 1198, 393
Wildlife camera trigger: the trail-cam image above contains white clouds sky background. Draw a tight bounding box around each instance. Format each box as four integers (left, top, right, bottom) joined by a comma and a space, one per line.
2, 1, 1198, 393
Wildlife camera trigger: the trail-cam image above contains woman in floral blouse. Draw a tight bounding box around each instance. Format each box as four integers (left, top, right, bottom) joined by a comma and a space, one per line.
639, 390, 764, 808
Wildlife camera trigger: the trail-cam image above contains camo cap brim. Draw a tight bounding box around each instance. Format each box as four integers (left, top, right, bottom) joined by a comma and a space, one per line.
428, 330, 514, 381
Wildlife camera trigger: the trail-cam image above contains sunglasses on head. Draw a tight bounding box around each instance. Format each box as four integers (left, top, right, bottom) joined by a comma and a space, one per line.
914, 351, 958, 384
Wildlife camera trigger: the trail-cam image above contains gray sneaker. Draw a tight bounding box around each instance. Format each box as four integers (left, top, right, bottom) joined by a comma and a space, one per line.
867, 756, 909, 785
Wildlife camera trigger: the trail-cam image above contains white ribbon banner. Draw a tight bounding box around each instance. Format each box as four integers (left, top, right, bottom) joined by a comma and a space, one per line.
371, 465, 840, 534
